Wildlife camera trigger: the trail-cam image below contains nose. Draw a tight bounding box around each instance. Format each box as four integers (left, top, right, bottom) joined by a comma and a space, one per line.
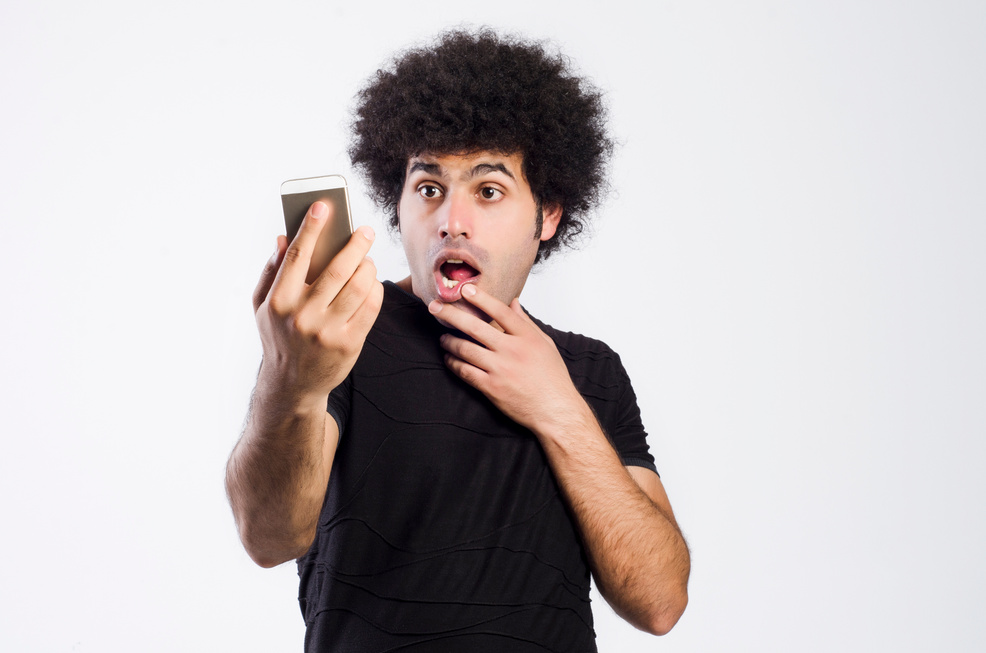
439, 191, 474, 240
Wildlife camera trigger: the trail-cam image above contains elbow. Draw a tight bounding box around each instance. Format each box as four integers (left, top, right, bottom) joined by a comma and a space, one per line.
243, 535, 291, 568
240, 533, 304, 569
637, 586, 689, 636
237, 519, 312, 569
602, 579, 689, 636
225, 464, 313, 568
647, 599, 687, 636
249, 551, 292, 569
231, 503, 313, 568
237, 519, 279, 568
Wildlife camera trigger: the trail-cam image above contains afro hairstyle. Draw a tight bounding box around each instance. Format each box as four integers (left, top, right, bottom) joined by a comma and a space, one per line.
348, 28, 614, 263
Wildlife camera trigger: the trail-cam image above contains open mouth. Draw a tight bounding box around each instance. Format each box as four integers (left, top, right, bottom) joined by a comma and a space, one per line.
439, 259, 480, 289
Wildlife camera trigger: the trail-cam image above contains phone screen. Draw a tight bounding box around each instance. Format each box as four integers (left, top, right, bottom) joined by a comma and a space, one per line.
281, 176, 354, 284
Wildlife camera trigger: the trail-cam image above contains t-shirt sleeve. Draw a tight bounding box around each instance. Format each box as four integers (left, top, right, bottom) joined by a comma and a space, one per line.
552, 328, 658, 476
609, 361, 658, 475
326, 375, 352, 437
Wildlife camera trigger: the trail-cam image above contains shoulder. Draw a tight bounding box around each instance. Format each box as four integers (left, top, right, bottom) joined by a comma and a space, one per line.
528, 313, 634, 395
530, 313, 625, 370
529, 311, 655, 469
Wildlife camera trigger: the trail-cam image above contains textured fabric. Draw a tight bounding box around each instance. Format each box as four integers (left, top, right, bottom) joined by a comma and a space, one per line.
297, 282, 655, 652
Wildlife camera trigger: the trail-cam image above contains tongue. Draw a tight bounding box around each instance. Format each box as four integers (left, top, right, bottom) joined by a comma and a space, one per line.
444, 262, 478, 281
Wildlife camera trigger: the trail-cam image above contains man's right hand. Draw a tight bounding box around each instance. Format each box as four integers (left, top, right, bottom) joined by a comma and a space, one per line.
252, 200, 384, 409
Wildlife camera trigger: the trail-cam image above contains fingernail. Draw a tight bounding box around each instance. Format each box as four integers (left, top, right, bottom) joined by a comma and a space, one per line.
269, 239, 280, 264
311, 201, 327, 220
428, 300, 443, 315
461, 284, 477, 297
360, 226, 375, 241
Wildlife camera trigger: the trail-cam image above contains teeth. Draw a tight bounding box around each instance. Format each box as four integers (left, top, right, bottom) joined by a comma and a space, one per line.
442, 260, 465, 289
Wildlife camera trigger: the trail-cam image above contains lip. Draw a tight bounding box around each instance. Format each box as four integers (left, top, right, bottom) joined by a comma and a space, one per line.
432, 249, 481, 302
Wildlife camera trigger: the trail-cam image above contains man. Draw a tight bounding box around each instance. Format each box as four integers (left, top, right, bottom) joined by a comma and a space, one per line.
226, 29, 689, 652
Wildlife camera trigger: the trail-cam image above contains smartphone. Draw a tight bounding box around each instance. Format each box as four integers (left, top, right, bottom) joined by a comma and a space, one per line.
280, 174, 354, 284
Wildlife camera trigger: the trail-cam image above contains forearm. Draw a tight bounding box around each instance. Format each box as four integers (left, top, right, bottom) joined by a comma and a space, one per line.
534, 401, 690, 635
225, 374, 335, 568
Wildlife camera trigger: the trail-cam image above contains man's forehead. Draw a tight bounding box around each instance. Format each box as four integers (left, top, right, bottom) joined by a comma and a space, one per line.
406, 151, 524, 179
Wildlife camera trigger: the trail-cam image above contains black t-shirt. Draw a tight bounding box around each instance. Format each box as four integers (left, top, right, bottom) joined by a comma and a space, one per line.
298, 282, 656, 652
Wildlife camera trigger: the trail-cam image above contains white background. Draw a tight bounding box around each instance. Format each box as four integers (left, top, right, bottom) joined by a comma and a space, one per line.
2, 1, 984, 651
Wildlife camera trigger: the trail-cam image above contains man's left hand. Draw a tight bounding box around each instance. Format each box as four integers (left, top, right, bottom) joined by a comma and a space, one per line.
429, 284, 588, 434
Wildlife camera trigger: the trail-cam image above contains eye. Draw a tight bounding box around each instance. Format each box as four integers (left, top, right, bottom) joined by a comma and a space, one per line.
417, 184, 443, 199
479, 186, 502, 200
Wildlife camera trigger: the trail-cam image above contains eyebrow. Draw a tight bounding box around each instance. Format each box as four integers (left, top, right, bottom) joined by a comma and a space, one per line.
408, 161, 442, 176
407, 160, 517, 181
469, 162, 515, 180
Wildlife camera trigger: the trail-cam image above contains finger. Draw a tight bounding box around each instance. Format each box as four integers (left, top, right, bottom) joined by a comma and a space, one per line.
427, 298, 501, 347
307, 226, 376, 303
439, 331, 494, 372
443, 351, 490, 391
295, 256, 381, 343
458, 284, 527, 334
317, 255, 379, 324
346, 277, 385, 338
509, 298, 552, 343
253, 235, 287, 312
274, 201, 331, 297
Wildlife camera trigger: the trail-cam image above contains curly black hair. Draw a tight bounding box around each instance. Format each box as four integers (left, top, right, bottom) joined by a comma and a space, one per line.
349, 28, 613, 263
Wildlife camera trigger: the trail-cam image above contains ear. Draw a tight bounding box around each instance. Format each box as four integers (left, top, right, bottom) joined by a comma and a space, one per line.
538, 203, 563, 242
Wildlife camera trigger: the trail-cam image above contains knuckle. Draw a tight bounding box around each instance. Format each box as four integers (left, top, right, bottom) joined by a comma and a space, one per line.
266, 296, 285, 316
291, 311, 325, 342
321, 331, 357, 359
267, 294, 291, 317
290, 313, 308, 335
321, 261, 349, 287
282, 245, 306, 266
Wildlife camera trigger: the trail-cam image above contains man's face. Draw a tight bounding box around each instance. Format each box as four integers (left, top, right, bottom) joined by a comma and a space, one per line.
397, 151, 560, 321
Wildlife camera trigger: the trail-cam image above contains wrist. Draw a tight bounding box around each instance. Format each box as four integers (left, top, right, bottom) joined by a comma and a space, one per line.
254, 365, 330, 418
531, 391, 599, 448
